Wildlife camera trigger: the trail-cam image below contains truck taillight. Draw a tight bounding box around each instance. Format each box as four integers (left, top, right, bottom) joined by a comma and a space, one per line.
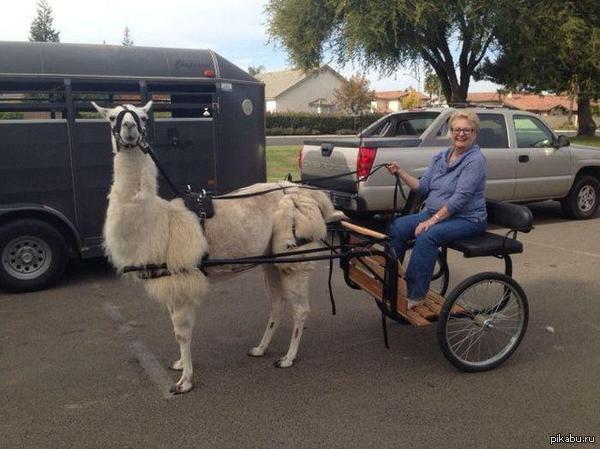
357, 147, 377, 179
297, 145, 303, 170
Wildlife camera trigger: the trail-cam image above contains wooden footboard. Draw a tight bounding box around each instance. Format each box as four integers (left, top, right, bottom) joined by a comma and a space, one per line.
348, 253, 449, 327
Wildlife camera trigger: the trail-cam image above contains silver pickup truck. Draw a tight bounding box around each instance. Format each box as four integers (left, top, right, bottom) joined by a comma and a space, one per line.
300, 107, 600, 219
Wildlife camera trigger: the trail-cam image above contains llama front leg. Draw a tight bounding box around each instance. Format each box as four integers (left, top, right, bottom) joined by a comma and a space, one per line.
275, 271, 310, 368
168, 302, 196, 394
249, 265, 285, 357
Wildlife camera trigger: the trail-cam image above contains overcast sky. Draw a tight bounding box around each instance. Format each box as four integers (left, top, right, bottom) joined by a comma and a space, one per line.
0, 0, 499, 92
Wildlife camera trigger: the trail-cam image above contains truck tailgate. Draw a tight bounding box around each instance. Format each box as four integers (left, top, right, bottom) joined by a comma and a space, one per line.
300, 138, 360, 192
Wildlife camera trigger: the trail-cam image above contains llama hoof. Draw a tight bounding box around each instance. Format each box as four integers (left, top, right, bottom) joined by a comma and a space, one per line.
169, 360, 184, 371
273, 357, 294, 368
170, 381, 194, 394
248, 347, 265, 357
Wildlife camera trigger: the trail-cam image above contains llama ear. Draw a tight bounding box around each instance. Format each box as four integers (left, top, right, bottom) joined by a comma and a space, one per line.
91, 101, 109, 119
141, 100, 153, 114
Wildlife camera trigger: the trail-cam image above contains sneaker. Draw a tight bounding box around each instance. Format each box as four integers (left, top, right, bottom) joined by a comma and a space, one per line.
407, 298, 426, 309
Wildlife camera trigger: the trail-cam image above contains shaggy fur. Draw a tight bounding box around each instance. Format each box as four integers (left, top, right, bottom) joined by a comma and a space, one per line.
93, 101, 341, 393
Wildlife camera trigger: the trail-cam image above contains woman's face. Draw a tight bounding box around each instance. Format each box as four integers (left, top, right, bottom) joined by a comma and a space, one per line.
449, 117, 477, 152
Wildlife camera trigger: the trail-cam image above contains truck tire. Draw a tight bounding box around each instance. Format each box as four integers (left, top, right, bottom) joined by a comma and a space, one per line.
560, 175, 600, 219
0, 219, 69, 293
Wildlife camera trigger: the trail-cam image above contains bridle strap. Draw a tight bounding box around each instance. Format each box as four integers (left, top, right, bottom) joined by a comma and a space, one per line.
111, 105, 146, 150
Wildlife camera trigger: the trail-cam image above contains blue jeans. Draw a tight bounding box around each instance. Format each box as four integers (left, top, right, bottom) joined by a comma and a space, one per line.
389, 211, 487, 299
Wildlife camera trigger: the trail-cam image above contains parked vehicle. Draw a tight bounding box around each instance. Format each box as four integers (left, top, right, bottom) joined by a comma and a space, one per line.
300, 107, 600, 219
0, 41, 265, 292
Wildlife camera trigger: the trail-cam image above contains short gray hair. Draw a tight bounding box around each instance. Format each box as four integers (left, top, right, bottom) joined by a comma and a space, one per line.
447, 110, 480, 138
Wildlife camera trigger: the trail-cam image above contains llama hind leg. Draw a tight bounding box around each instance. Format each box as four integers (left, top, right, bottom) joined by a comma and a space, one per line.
249, 265, 285, 357
275, 270, 310, 368
168, 302, 196, 394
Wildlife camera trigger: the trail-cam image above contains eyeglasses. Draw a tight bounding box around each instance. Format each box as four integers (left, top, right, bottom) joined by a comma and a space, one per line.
451, 127, 474, 135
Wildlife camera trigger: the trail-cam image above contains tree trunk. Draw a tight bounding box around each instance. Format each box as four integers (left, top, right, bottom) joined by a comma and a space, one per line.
577, 94, 597, 137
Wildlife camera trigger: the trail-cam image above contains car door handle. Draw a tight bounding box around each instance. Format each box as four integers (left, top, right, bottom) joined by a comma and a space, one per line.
518, 155, 529, 163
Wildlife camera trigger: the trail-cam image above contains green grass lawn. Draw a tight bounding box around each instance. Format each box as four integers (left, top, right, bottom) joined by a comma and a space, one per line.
266, 145, 300, 181
570, 135, 600, 147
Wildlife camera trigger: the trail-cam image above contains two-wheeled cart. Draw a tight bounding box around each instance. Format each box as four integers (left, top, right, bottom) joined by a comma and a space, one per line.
337, 199, 533, 372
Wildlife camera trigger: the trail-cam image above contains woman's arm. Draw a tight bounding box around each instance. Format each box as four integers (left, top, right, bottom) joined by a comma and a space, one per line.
386, 162, 420, 190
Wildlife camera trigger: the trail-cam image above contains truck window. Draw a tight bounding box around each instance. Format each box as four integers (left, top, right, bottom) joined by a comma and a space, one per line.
392, 115, 439, 136
477, 114, 509, 148
513, 115, 554, 148
435, 113, 508, 148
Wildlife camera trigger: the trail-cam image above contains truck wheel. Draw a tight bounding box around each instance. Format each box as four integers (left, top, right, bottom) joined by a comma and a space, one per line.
561, 175, 600, 219
0, 219, 68, 293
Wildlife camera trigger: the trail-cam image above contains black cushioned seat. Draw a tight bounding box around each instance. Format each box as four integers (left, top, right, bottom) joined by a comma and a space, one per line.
448, 232, 523, 258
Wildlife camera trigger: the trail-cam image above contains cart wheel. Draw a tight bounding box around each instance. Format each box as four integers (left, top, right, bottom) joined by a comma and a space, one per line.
437, 272, 528, 372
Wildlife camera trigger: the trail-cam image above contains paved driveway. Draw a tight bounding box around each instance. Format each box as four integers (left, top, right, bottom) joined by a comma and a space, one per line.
1, 202, 599, 449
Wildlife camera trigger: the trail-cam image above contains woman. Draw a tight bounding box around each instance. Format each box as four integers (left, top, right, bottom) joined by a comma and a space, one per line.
386, 110, 487, 309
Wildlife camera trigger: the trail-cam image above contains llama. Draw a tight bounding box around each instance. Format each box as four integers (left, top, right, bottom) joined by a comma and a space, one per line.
92, 101, 341, 394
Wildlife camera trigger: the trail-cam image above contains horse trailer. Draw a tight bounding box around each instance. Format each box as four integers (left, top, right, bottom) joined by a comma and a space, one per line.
0, 41, 265, 292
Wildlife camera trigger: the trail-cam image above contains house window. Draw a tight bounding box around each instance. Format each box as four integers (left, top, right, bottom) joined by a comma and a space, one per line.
266, 100, 277, 112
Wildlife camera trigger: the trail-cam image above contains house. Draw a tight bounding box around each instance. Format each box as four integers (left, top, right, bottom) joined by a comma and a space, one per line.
255, 65, 346, 113
371, 90, 429, 113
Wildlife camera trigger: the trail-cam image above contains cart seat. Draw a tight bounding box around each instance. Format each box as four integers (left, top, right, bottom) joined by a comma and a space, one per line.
447, 200, 533, 258
448, 232, 522, 258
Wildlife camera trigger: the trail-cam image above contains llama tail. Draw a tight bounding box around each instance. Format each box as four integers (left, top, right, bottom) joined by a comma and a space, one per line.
301, 188, 347, 223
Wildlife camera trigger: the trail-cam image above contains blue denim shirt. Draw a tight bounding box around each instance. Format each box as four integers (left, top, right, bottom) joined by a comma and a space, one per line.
418, 144, 487, 223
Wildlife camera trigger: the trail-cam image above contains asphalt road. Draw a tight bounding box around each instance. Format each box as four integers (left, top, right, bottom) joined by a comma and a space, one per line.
1, 201, 599, 449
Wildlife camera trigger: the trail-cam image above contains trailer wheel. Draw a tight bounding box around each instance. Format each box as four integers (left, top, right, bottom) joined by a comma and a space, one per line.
0, 219, 68, 293
437, 272, 528, 372
561, 174, 600, 219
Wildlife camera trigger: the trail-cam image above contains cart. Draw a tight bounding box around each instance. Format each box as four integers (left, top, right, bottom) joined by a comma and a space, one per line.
337, 199, 533, 372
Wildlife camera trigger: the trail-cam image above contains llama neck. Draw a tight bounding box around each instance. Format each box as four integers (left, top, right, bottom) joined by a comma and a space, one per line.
110, 149, 158, 202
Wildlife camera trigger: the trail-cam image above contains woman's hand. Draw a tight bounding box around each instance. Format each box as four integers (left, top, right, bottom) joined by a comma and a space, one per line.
386, 162, 401, 175
415, 217, 437, 236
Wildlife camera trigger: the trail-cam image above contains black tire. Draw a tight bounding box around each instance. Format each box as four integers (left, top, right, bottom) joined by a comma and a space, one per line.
561, 174, 600, 219
0, 219, 69, 292
437, 272, 528, 372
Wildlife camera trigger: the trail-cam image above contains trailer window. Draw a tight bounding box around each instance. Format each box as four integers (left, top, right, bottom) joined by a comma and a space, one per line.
148, 83, 216, 119
72, 81, 141, 119
0, 82, 66, 120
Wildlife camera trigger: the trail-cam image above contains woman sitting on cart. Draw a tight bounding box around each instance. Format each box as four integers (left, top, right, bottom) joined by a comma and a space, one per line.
386, 110, 487, 309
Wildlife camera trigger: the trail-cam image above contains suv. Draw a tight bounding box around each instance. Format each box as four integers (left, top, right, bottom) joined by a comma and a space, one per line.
300, 107, 600, 219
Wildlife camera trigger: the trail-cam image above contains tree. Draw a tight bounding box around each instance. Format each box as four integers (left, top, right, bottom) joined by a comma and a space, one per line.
248, 65, 266, 76
424, 69, 442, 102
401, 88, 423, 109
477, 0, 600, 136
29, 0, 60, 42
333, 74, 374, 114
266, 0, 511, 103
122, 26, 134, 46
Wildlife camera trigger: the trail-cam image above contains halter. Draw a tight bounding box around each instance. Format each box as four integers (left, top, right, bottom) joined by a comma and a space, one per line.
111, 105, 148, 151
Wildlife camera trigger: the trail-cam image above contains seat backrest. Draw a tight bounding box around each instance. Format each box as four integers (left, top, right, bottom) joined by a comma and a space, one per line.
486, 200, 533, 232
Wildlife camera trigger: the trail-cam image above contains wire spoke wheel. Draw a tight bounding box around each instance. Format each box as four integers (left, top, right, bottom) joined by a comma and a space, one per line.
437, 272, 528, 372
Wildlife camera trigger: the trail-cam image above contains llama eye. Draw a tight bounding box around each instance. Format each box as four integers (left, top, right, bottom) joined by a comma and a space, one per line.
141, 117, 147, 122
109, 115, 116, 121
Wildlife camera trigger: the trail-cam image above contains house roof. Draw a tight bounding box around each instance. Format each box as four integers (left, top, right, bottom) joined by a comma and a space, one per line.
255, 65, 345, 99
467, 92, 503, 103
503, 94, 575, 112
374, 90, 428, 100
467, 91, 577, 112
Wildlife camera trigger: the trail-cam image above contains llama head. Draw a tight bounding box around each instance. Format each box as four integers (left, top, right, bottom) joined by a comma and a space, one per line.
92, 101, 153, 151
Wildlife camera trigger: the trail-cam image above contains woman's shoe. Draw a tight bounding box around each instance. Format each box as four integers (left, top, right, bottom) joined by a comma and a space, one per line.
407, 298, 426, 309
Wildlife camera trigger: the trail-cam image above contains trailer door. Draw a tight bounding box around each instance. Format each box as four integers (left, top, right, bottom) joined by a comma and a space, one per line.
149, 85, 217, 198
